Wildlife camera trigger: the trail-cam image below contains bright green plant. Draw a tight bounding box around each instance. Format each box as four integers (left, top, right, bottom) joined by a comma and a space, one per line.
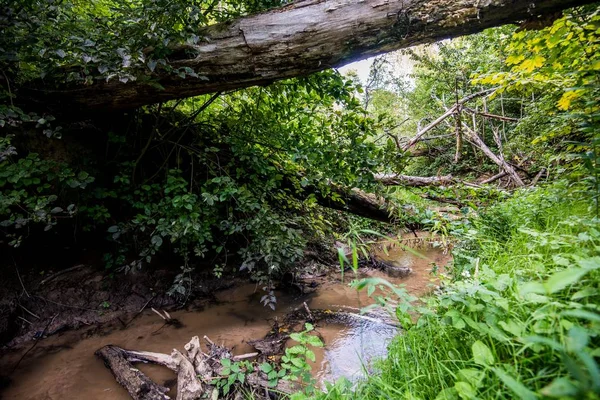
280, 323, 324, 394
213, 358, 254, 395
258, 361, 287, 388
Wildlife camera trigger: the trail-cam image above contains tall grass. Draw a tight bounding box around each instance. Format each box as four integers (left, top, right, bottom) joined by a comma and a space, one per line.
302, 182, 600, 400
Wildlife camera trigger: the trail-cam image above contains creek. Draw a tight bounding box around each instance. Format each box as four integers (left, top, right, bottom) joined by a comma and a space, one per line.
1, 240, 450, 399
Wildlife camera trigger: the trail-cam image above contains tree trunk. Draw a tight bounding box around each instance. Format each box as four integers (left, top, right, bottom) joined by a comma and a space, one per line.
23, 0, 592, 112
317, 186, 394, 223
374, 173, 455, 187
283, 175, 395, 223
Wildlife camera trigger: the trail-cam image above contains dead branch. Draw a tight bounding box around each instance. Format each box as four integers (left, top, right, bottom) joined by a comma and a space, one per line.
461, 123, 525, 187
530, 168, 547, 186
402, 89, 497, 151
375, 174, 455, 187
463, 107, 519, 122
96, 346, 171, 400
39, 264, 87, 285
480, 172, 508, 184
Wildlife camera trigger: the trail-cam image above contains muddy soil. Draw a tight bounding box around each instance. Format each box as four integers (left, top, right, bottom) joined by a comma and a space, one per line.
0, 238, 451, 399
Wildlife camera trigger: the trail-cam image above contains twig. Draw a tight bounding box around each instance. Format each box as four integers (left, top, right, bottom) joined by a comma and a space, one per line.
40, 264, 87, 285
12, 313, 58, 373
19, 304, 40, 320
151, 307, 168, 320
123, 294, 157, 327
17, 316, 32, 325
14, 262, 29, 298
203, 335, 215, 346
480, 172, 508, 184
303, 302, 314, 322
232, 352, 259, 361
34, 295, 97, 311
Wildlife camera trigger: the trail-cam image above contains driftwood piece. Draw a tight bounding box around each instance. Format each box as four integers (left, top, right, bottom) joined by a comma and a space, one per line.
171, 349, 204, 400
95, 345, 171, 400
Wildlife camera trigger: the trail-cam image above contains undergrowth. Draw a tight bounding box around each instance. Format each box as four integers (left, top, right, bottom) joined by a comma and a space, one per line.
301, 182, 599, 400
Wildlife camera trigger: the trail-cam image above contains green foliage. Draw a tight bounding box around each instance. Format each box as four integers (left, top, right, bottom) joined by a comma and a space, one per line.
0, 142, 91, 246
1, 0, 286, 86
212, 323, 323, 397
472, 7, 600, 160
213, 358, 254, 395
280, 323, 323, 394
313, 183, 600, 400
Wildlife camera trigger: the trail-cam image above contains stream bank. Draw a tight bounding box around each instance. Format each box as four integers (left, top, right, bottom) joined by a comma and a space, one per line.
0, 237, 451, 399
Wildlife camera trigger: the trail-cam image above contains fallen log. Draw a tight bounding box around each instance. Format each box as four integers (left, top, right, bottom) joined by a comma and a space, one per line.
375, 173, 455, 187
285, 176, 395, 223
95, 346, 171, 400
97, 336, 294, 400
22, 0, 592, 112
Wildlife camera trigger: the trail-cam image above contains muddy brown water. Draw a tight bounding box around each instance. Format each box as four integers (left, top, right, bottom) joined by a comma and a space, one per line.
1, 241, 450, 399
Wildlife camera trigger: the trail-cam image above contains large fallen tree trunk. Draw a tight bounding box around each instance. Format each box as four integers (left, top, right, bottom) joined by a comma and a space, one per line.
284, 176, 395, 223
23, 0, 592, 111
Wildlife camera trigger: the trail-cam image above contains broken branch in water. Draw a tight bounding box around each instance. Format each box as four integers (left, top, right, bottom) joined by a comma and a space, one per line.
96, 302, 400, 399
96, 336, 295, 400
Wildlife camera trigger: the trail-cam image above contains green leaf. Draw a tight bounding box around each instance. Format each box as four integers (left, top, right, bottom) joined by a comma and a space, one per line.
260, 362, 272, 373
472, 341, 495, 366
544, 268, 589, 293
151, 235, 163, 247
540, 377, 578, 398
492, 367, 537, 400
454, 381, 476, 400
290, 357, 304, 368
306, 335, 323, 348
434, 388, 459, 400
562, 309, 600, 323
220, 358, 231, 367
565, 326, 588, 352
456, 369, 484, 388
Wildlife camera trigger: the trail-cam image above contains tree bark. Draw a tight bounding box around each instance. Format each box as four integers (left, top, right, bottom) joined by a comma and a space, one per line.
316, 186, 394, 223
463, 125, 525, 187
283, 175, 395, 223
95, 346, 171, 400
23, 0, 592, 112
374, 173, 455, 187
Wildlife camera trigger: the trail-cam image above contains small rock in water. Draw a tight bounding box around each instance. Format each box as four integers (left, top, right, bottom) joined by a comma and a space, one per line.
385, 266, 413, 278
